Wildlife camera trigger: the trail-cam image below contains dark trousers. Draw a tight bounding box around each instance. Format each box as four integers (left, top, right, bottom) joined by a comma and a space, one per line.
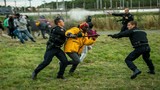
9, 28, 16, 39
34, 47, 68, 76
67, 52, 81, 73
40, 29, 50, 39
125, 45, 155, 72
120, 24, 128, 32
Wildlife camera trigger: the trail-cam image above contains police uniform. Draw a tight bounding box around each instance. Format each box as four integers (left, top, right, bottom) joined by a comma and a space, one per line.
32, 26, 68, 79
109, 27, 155, 78
112, 13, 134, 32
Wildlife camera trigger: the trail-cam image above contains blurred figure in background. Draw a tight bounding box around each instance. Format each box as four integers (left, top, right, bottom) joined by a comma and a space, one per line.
0, 21, 4, 36
25, 15, 31, 33
3, 15, 10, 35
38, 15, 51, 39
14, 13, 36, 43
30, 19, 41, 38
8, 15, 16, 39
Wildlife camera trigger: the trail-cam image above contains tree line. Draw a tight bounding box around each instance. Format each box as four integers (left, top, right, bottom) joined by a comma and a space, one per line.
38, 0, 159, 10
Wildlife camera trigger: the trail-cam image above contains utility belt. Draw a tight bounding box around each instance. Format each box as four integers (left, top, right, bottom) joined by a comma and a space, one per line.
133, 41, 148, 48
47, 41, 62, 50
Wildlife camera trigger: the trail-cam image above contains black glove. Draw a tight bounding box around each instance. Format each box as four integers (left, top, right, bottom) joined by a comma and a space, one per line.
112, 34, 119, 38
108, 34, 118, 38
77, 32, 83, 37
108, 34, 113, 37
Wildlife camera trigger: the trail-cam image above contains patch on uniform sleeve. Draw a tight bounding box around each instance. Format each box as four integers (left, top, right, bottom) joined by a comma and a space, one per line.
51, 29, 55, 33
61, 29, 64, 31
52, 29, 55, 31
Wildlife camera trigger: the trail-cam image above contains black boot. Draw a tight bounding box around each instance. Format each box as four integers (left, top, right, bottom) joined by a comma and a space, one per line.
130, 69, 141, 79
32, 71, 37, 80
147, 70, 155, 74
57, 75, 65, 79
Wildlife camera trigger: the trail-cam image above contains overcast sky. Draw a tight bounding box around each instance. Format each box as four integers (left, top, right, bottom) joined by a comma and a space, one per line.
0, 0, 71, 7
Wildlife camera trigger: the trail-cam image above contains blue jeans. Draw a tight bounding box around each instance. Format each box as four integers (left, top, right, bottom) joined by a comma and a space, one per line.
13, 29, 34, 43
20, 30, 33, 39
13, 29, 25, 43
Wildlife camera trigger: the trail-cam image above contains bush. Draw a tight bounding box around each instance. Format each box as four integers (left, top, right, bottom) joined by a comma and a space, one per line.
92, 12, 160, 30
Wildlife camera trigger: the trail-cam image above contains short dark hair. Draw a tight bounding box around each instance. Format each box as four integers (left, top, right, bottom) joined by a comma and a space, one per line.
128, 21, 137, 27
15, 13, 20, 17
54, 17, 62, 25
25, 15, 29, 19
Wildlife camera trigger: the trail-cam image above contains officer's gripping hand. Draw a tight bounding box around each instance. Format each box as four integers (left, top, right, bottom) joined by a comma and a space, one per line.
108, 34, 113, 37
112, 34, 119, 38
77, 32, 83, 37
108, 34, 118, 38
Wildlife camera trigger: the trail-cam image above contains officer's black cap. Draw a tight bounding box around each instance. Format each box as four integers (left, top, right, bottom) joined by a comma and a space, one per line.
54, 17, 63, 25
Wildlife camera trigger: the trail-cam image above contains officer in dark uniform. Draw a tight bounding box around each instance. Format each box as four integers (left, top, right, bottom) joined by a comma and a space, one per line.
32, 17, 68, 80
109, 8, 134, 32
108, 21, 155, 79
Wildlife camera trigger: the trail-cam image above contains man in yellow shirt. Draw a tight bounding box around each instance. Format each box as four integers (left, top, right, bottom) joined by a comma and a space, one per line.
64, 22, 98, 74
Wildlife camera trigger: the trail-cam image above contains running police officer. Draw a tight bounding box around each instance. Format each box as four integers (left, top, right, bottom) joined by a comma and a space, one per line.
108, 21, 155, 79
32, 17, 68, 80
109, 8, 134, 32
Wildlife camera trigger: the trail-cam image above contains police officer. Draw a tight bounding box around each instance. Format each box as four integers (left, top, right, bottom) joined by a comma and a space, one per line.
108, 21, 155, 79
32, 17, 68, 80
109, 8, 134, 32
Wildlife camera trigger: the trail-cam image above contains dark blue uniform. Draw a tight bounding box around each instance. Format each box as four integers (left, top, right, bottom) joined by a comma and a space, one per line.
112, 13, 134, 32
110, 27, 155, 76
32, 26, 68, 79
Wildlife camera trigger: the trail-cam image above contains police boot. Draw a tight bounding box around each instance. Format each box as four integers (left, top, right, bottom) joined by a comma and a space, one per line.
130, 69, 141, 79
57, 75, 66, 79
147, 70, 155, 74
32, 71, 37, 80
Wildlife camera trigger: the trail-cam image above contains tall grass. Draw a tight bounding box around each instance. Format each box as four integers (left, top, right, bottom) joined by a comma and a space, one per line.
92, 13, 160, 30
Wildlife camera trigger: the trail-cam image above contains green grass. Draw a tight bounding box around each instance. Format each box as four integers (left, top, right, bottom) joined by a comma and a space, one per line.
0, 31, 160, 90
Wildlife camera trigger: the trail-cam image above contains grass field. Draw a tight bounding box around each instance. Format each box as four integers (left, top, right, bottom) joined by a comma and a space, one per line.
0, 31, 160, 90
